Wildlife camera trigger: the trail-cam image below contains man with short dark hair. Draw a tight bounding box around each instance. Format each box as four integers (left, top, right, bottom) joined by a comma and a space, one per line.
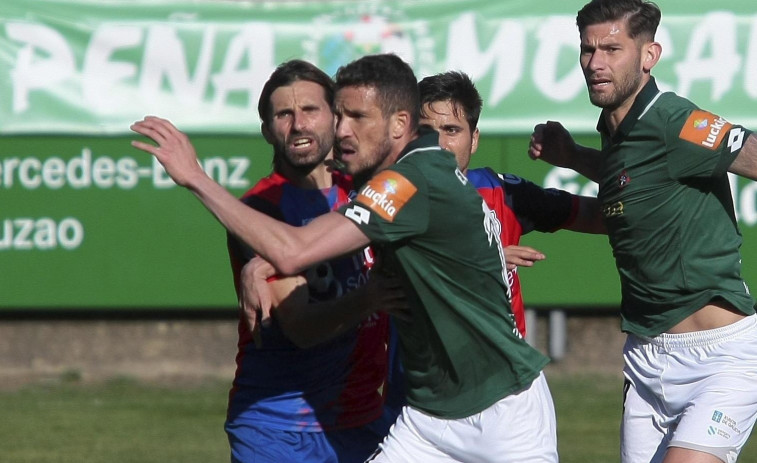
529, 1, 757, 461
418, 70, 604, 337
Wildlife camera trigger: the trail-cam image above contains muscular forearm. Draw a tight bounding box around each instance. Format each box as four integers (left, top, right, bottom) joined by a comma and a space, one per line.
571, 145, 603, 183
276, 289, 375, 349
188, 173, 368, 275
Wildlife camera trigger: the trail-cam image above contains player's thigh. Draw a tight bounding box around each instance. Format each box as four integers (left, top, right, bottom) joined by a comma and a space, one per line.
370, 374, 557, 463
226, 422, 336, 463
671, 373, 757, 463
326, 410, 397, 463
365, 405, 456, 463
621, 375, 670, 463
662, 446, 725, 463
670, 316, 757, 462
469, 372, 557, 463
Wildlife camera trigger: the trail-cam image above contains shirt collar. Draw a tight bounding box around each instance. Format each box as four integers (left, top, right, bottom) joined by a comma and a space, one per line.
396, 125, 439, 162
596, 77, 660, 142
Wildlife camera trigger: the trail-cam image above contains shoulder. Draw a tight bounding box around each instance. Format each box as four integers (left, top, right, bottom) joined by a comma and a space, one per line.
239, 173, 290, 216
242, 172, 288, 201
467, 167, 501, 187
649, 92, 698, 123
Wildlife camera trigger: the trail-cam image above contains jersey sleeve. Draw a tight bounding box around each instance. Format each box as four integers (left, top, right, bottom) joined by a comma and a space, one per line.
499, 171, 578, 234
667, 107, 753, 179
338, 164, 429, 244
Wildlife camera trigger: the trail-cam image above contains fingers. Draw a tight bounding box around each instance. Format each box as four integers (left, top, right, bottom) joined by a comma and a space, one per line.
240, 291, 265, 348
130, 116, 184, 152
505, 245, 546, 268
544, 120, 563, 132
130, 118, 166, 145
528, 123, 546, 160
130, 139, 159, 155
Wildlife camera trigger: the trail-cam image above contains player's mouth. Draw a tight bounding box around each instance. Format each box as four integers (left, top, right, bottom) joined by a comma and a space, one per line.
290, 137, 313, 150
338, 143, 357, 159
588, 77, 612, 91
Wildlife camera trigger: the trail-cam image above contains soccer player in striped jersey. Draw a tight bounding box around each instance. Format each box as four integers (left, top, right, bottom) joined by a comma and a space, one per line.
224, 59, 405, 463
418, 71, 604, 338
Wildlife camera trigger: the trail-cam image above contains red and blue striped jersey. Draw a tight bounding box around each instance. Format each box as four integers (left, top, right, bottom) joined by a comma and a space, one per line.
226, 170, 396, 431
467, 167, 579, 336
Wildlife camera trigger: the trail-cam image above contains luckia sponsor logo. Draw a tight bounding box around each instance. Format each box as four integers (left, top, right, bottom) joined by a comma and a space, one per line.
384, 178, 398, 195
700, 116, 729, 148
303, 3, 435, 77
694, 118, 710, 130
361, 182, 398, 218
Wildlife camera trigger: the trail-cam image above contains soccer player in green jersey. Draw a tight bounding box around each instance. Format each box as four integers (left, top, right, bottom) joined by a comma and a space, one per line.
132, 53, 558, 462
529, 1, 757, 462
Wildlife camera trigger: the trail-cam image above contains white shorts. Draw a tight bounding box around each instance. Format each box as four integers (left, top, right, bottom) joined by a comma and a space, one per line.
366, 372, 557, 463
621, 314, 757, 463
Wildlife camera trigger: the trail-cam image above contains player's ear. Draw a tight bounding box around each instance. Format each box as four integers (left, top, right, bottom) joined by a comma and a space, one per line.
261, 122, 274, 145
390, 111, 410, 139
471, 127, 480, 155
642, 41, 662, 73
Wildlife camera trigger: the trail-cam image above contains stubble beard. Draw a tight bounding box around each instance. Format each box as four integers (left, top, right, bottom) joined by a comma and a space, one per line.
588, 65, 643, 111
356, 132, 393, 179
274, 131, 334, 175
341, 125, 394, 185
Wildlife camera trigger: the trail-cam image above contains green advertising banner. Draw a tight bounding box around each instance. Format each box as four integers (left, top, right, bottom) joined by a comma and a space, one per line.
2, 0, 757, 135
2, 0, 757, 310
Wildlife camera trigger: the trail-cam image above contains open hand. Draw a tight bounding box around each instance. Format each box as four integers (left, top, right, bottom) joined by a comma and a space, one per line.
130, 116, 205, 188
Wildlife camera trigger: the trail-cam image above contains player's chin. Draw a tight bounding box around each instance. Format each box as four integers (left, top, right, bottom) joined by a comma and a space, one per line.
338, 155, 360, 175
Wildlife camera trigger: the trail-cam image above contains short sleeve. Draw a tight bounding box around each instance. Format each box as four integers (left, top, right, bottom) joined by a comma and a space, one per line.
667, 108, 753, 179
338, 165, 429, 244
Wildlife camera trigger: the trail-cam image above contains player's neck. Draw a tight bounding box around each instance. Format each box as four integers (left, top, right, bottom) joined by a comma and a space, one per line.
602, 77, 650, 136
380, 130, 418, 170
281, 161, 334, 190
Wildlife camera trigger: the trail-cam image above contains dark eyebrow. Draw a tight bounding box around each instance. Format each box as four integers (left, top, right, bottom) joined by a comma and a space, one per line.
341, 107, 366, 118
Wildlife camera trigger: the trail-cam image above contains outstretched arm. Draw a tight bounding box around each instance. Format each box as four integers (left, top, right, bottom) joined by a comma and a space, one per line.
130, 116, 369, 274
729, 134, 757, 181
529, 121, 603, 183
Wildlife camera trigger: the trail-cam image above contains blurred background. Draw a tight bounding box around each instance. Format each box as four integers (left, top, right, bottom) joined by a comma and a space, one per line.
2, 0, 757, 386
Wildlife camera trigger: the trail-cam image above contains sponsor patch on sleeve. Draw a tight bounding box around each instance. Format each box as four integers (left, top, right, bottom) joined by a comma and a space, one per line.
679, 110, 732, 151
356, 170, 417, 222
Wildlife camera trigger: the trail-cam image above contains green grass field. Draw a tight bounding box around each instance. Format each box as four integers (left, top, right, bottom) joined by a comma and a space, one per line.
0, 374, 754, 463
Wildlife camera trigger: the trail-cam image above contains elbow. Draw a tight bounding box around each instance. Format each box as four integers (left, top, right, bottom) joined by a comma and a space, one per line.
267, 249, 308, 276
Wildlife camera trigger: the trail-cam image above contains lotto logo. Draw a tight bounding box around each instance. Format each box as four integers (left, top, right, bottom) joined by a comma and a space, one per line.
727, 128, 745, 153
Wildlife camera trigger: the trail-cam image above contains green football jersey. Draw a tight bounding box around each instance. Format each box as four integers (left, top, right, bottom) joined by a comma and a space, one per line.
339, 129, 549, 419
597, 78, 756, 337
